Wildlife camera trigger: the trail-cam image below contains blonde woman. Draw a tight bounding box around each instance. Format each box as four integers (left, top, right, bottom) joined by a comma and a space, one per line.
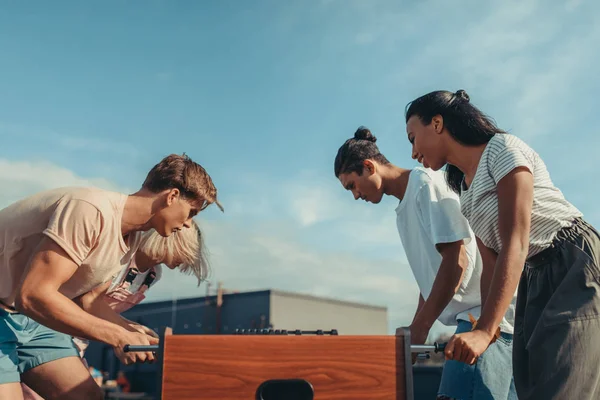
78, 219, 209, 352
104, 218, 209, 314
22, 220, 210, 400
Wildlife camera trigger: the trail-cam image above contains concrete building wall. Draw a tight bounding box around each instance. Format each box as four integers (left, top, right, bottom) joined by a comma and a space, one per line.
269, 290, 388, 335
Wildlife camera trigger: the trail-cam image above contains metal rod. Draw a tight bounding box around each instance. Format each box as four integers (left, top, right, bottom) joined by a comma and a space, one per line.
410, 345, 436, 353
123, 342, 447, 353
410, 342, 446, 353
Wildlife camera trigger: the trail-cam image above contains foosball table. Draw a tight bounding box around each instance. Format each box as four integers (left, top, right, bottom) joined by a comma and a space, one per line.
124, 326, 445, 400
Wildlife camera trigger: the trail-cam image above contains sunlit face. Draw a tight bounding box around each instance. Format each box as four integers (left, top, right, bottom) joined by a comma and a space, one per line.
135, 248, 183, 271
162, 254, 183, 270
151, 189, 199, 237
406, 115, 447, 171
338, 161, 384, 204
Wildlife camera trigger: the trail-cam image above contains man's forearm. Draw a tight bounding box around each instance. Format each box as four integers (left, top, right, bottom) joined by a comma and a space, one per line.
84, 297, 136, 331
73, 281, 132, 331
17, 290, 128, 347
476, 244, 526, 335
412, 249, 466, 330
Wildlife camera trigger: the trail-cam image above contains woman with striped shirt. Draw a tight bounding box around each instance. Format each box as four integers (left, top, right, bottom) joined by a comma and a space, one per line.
403, 89, 600, 399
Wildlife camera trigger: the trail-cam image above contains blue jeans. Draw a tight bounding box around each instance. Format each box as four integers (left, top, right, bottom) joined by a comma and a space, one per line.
437, 320, 517, 400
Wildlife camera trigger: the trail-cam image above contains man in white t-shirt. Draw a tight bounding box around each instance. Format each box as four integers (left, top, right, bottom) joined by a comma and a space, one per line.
334, 126, 516, 400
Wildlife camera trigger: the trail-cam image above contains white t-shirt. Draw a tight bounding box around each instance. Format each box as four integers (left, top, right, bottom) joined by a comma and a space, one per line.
460, 134, 583, 257
396, 167, 515, 333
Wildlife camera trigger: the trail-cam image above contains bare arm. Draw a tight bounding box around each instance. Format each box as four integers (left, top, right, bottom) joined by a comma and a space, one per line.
72, 280, 111, 310
15, 237, 157, 350
412, 240, 468, 331
476, 237, 498, 310
412, 294, 425, 323
474, 167, 532, 336
74, 279, 159, 338
73, 280, 135, 330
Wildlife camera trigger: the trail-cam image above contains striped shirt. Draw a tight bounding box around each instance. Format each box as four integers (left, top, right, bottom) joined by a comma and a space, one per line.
460, 134, 582, 257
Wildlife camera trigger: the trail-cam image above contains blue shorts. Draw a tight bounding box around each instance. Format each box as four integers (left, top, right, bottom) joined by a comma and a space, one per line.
0, 308, 79, 384
438, 320, 517, 400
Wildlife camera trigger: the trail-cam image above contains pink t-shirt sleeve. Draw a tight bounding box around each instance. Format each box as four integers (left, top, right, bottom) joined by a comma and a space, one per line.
43, 199, 103, 265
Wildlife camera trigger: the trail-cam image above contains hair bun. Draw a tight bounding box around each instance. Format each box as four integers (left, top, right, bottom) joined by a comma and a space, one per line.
354, 126, 377, 143
455, 89, 470, 102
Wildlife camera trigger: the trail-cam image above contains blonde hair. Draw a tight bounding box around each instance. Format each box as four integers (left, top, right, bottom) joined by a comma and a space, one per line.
137, 219, 210, 285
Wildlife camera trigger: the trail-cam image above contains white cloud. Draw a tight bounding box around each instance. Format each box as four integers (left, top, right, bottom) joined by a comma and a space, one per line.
0, 159, 420, 333
155, 72, 172, 81
223, 170, 405, 253
566, 0, 583, 12
355, 31, 378, 46
286, 184, 339, 227
0, 158, 124, 209
145, 218, 420, 333
133, 171, 419, 332
325, 0, 599, 147
0, 122, 140, 157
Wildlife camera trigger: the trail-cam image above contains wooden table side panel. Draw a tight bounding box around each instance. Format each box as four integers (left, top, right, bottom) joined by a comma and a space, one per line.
161, 336, 406, 400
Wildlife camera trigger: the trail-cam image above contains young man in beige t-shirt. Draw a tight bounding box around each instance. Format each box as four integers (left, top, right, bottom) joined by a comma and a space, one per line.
0, 154, 222, 400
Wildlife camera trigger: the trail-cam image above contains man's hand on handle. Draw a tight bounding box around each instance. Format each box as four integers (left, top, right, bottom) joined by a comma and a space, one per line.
113, 331, 159, 365
127, 321, 159, 339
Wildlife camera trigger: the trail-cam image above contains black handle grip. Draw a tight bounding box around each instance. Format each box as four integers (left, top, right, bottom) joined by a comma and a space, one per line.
435, 342, 447, 353
123, 344, 159, 352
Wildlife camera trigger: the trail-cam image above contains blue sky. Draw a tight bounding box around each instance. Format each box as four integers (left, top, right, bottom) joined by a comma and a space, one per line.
1, 0, 598, 338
